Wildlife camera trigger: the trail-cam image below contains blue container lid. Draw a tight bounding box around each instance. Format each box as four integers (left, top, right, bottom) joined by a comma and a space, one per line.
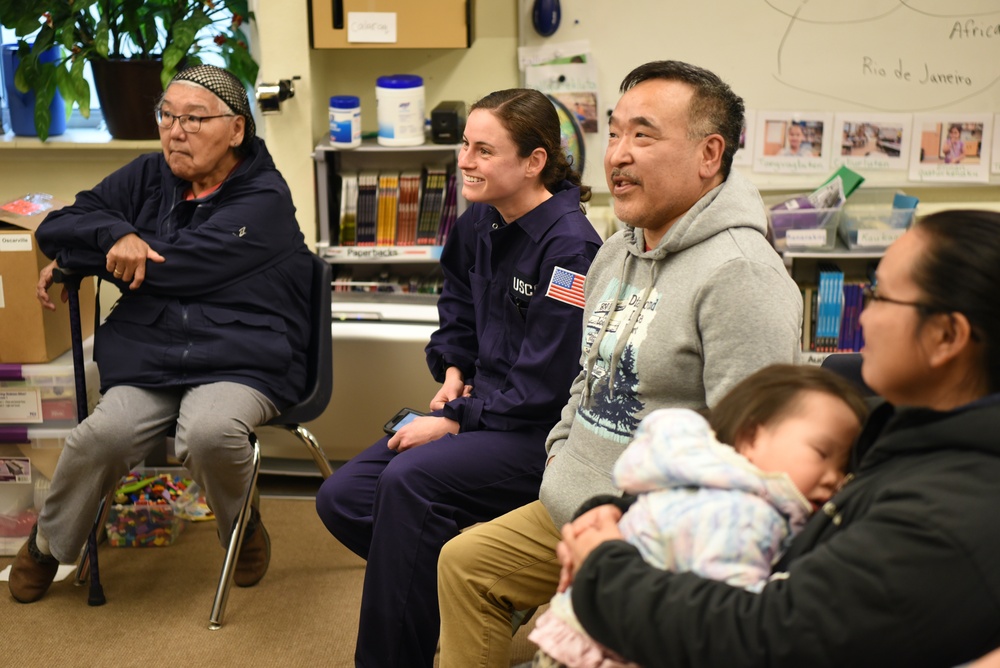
376, 74, 423, 89
329, 95, 360, 108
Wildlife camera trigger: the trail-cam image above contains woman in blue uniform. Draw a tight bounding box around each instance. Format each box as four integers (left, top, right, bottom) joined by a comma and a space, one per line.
315, 88, 603, 668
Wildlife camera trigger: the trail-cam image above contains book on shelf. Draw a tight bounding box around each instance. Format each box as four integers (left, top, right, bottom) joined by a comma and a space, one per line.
376, 171, 400, 246
815, 264, 844, 353
338, 173, 358, 246
436, 171, 458, 246
417, 164, 448, 245
396, 170, 422, 246
801, 285, 816, 352
355, 170, 380, 246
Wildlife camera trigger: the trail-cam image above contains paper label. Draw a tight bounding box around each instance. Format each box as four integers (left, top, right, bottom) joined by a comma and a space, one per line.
856, 228, 904, 247
347, 12, 397, 43
0, 233, 33, 252
786, 229, 829, 247
0, 390, 43, 424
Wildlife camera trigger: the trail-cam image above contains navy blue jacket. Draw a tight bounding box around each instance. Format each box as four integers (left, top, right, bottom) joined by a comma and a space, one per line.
35, 138, 312, 409
427, 182, 602, 433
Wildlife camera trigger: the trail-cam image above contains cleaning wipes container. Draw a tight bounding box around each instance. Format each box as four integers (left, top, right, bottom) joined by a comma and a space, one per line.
376, 74, 425, 146
329, 95, 361, 148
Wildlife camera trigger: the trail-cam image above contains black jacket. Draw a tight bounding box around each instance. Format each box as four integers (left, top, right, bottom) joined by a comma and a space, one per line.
572, 396, 1000, 667
35, 138, 312, 408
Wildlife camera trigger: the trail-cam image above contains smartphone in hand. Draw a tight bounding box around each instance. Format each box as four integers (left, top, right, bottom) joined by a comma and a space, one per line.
383, 408, 426, 435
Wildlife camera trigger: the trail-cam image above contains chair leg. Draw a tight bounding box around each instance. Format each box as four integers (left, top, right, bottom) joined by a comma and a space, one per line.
208, 438, 261, 630
75, 489, 114, 586
289, 424, 333, 479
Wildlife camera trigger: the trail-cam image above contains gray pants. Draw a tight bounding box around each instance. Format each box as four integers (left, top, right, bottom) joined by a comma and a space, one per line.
38, 382, 277, 563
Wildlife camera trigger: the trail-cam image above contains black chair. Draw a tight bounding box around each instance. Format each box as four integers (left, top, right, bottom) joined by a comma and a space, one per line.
208, 252, 334, 628
820, 353, 875, 397
57, 253, 334, 629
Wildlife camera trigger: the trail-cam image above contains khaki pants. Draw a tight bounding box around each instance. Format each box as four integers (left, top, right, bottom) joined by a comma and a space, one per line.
437, 500, 564, 668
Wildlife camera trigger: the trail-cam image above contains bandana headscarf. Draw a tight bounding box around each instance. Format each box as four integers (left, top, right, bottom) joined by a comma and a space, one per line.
169, 64, 256, 151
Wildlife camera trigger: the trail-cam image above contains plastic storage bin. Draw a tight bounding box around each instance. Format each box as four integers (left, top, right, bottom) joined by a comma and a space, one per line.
0, 337, 100, 435
837, 190, 916, 251
104, 469, 197, 547
0, 432, 63, 555
766, 194, 841, 253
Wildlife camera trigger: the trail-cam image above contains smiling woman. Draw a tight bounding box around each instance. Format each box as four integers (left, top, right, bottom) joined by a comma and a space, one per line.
314, 87, 603, 667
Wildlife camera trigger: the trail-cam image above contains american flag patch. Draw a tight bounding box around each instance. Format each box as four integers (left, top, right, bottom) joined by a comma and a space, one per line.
545, 266, 587, 309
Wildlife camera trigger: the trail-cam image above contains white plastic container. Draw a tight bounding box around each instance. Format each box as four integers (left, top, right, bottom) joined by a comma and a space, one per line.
329, 95, 361, 148
376, 74, 425, 147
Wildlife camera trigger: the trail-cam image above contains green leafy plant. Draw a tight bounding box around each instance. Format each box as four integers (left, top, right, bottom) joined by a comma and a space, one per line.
0, 0, 258, 141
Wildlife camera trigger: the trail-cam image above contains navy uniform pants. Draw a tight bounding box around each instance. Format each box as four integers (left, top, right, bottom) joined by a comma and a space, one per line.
315, 423, 547, 668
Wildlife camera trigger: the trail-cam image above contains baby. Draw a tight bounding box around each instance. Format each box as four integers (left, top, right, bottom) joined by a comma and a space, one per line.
528, 364, 868, 668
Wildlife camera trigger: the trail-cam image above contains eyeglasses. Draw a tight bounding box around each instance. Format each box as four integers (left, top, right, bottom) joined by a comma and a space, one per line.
863, 284, 934, 311
155, 109, 236, 133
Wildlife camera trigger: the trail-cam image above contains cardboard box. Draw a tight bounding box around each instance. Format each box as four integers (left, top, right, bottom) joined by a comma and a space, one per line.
310, 0, 473, 49
0, 193, 96, 363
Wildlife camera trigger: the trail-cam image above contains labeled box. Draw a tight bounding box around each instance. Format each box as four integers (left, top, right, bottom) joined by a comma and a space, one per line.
311, 0, 473, 49
0, 336, 100, 432
837, 190, 916, 251
0, 193, 97, 363
766, 193, 841, 253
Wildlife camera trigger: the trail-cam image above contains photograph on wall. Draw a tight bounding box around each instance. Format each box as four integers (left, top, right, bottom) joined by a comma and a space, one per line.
753, 112, 832, 174
732, 109, 756, 167
908, 114, 993, 183
548, 92, 599, 134
992, 114, 1000, 174
832, 113, 910, 171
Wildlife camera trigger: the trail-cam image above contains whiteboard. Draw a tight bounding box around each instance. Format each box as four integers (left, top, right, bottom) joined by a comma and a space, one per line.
518, 0, 1000, 191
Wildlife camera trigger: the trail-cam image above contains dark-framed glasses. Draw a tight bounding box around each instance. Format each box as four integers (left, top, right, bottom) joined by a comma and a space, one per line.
155, 109, 236, 133
863, 284, 935, 311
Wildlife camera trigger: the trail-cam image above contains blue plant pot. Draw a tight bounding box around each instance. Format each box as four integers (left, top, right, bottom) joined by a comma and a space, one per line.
1, 44, 67, 137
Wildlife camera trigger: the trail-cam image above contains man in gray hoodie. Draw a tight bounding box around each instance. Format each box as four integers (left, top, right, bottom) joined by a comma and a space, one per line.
437, 60, 803, 667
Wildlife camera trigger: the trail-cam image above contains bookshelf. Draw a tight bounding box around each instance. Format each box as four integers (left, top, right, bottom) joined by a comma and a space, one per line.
313, 138, 467, 298
783, 241, 884, 360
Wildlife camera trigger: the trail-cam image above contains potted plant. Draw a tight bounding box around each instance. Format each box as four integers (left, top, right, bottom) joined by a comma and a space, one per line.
0, 0, 259, 141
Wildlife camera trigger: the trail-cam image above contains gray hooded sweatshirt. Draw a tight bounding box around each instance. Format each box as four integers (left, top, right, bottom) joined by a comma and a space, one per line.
540, 170, 803, 528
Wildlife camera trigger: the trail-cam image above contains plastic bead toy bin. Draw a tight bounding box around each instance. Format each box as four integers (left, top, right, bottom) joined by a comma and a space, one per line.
105, 469, 199, 547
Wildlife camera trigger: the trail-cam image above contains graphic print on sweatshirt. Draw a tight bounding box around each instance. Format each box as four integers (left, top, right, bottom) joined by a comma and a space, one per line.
578, 277, 659, 442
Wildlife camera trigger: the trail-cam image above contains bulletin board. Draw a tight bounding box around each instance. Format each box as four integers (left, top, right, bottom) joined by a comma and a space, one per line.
518, 0, 1000, 191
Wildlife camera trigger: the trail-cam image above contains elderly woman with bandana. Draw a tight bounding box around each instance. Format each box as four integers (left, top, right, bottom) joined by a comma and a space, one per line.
9, 65, 313, 603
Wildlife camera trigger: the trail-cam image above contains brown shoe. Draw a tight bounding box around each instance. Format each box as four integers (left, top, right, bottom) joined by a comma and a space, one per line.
9, 526, 60, 603
234, 511, 270, 587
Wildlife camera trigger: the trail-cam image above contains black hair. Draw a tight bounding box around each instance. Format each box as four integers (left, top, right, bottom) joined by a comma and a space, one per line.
709, 364, 868, 451
619, 60, 744, 179
911, 210, 1000, 392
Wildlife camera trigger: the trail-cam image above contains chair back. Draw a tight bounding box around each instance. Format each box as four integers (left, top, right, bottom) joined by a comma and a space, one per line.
820, 353, 875, 397
269, 254, 333, 426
